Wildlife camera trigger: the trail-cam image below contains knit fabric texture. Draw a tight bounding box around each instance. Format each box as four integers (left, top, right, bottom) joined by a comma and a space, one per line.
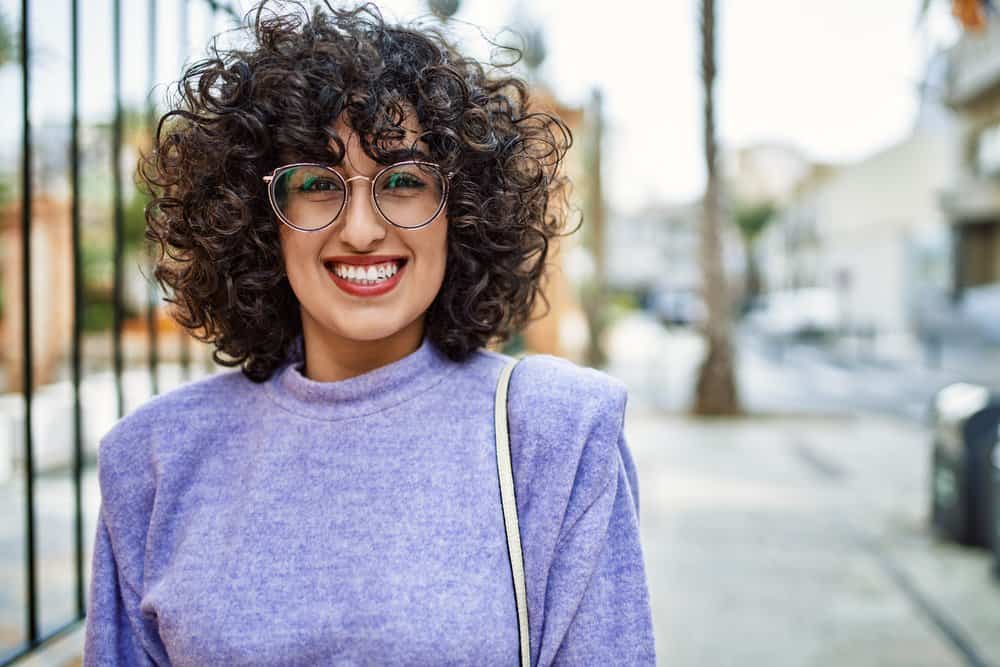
83, 334, 657, 666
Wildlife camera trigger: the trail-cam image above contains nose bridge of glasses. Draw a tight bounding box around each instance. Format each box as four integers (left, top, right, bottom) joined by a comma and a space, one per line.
340, 173, 386, 232
342, 173, 378, 206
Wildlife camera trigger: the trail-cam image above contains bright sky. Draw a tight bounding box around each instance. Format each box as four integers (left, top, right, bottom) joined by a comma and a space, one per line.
0, 0, 961, 215
393, 0, 959, 212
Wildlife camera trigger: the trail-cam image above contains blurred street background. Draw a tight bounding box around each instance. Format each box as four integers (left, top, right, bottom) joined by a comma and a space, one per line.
3, 0, 1000, 665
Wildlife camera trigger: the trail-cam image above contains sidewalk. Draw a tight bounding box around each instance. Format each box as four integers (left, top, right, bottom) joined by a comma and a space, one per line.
625, 407, 1000, 667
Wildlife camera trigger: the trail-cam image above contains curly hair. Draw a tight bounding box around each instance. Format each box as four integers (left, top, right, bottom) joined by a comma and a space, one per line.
140, 0, 575, 382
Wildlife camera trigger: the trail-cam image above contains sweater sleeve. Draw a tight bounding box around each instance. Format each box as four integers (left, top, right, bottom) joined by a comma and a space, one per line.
542, 400, 657, 665
83, 507, 157, 666
84, 422, 167, 666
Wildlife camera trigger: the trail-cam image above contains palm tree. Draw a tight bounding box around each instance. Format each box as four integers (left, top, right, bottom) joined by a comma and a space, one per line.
582, 88, 608, 369
693, 0, 741, 415
733, 201, 777, 311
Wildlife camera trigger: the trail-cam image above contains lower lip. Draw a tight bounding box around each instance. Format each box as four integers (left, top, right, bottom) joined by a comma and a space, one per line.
327, 262, 406, 297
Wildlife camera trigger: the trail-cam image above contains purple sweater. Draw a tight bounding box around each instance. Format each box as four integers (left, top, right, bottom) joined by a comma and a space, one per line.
83, 334, 657, 665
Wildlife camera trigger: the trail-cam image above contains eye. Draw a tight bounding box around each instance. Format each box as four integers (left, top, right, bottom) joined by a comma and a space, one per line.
298, 174, 343, 192
383, 172, 425, 190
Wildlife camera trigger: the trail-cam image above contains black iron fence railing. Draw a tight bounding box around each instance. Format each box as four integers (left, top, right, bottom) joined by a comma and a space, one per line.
1, 1, 241, 663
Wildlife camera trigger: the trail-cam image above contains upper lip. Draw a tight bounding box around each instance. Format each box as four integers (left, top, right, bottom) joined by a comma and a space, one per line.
323, 255, 407, 266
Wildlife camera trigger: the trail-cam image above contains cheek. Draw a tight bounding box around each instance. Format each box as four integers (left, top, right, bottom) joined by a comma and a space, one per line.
409, 219, 448, 272
278, 231, 318, 287
427, 225, 448, 282
278, 234, 294, 273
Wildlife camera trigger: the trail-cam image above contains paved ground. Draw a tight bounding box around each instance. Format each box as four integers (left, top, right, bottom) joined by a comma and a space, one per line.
604, 312, 1000, 667
626, 408, 1000, 667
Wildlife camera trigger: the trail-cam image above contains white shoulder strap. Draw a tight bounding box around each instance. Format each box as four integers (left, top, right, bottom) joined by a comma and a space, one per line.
495, 356, 530, 667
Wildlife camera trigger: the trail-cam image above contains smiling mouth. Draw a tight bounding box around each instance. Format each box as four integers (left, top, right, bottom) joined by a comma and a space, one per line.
323, 258, 408, 296
323, 258, 408, 285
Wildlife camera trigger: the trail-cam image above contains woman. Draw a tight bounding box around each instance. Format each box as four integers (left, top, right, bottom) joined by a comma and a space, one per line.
84, 2, 656, 665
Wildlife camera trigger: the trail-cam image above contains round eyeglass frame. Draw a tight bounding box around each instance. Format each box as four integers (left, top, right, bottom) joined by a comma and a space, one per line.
262, 159, 453, 233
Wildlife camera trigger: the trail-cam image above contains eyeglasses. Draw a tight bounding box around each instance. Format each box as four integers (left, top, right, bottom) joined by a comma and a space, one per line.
262, 160, 453, 232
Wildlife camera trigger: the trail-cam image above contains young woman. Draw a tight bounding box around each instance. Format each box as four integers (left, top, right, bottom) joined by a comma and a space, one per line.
83, 2, 656, 664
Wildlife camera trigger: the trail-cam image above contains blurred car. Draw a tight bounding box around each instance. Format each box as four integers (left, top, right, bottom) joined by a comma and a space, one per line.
648, 289, 707, 327
744, 287, 840, 338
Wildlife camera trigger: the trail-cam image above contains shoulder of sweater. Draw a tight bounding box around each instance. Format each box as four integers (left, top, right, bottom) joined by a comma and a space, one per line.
510, 351, 628, 415
472, 348, 626, 397
475, 349, 628, 470
96, 368, 253, 472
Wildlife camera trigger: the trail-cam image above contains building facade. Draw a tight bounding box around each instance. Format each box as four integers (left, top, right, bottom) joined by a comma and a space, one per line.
751, 52, 962, 361
941, 15, 1000, 342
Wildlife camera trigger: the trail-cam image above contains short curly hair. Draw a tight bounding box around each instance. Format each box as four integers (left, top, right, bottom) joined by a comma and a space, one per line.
140, 0, 575, 382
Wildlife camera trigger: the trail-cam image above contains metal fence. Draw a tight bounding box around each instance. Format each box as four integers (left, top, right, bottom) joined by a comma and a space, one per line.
1, 0, 240, 663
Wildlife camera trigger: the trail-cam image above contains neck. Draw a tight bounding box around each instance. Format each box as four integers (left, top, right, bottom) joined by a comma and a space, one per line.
299, 315, 426, 383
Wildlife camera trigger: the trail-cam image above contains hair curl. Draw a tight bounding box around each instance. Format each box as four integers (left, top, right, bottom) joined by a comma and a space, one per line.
140, 0, 575, 382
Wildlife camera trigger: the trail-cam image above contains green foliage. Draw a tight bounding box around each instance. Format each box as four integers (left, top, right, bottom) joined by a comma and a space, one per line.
605, 289, 639, 324
80, 193, 146, 333
82, 297, 115, 332
0, 10, 15, 212
73, 107, 154, 333
81, 285, 140, 333
81, 241, 112, 332
0, 9, 15, 68
733, 201, 777, 242
124, 189, 149, 254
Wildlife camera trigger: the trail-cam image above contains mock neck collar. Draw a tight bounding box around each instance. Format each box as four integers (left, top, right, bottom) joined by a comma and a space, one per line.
265, 333, 459, 421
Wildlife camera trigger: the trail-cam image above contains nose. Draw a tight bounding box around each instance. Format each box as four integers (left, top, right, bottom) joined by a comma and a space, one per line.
337, 177, 387, 250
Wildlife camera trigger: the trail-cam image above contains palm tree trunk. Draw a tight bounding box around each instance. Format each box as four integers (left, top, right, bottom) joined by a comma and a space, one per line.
743, 233, 762, 311
693, 0, 741, 415
583, 89, 608, 369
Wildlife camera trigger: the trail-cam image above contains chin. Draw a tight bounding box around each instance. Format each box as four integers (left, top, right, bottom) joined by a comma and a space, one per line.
328, 318, 412, 343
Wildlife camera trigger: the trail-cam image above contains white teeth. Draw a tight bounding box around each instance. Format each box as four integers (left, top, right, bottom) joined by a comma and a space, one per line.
330, 261, 399, 284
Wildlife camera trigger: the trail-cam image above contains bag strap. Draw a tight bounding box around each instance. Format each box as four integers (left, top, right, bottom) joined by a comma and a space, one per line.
495, 356, 530, 667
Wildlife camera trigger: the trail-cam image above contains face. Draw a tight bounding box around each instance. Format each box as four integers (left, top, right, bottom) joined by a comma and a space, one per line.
276, 116, 448, 353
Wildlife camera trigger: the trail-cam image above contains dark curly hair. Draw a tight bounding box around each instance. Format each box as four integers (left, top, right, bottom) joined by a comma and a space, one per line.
140, 0, 575, 382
